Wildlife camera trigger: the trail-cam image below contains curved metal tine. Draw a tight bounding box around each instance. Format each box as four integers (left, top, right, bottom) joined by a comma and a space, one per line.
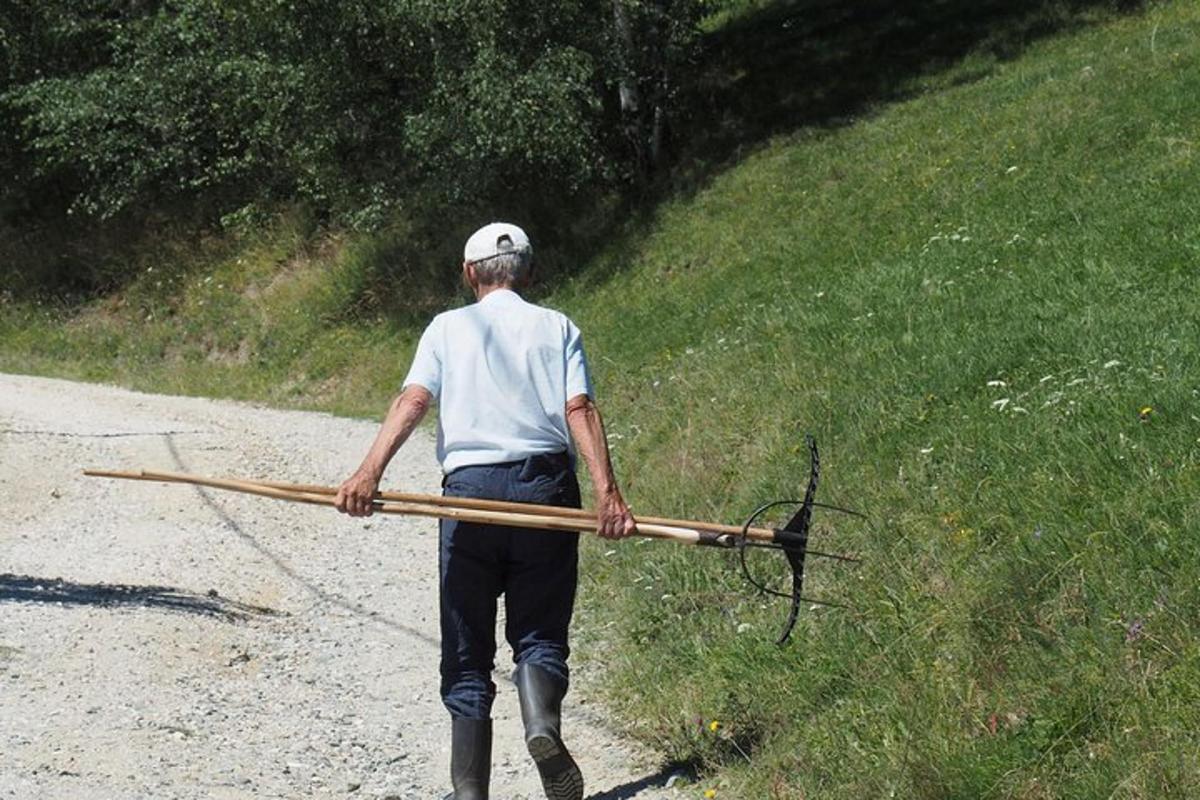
744, 435, 864, 643
810, 501, 869, 519
776, 437, 817, 643
740, 541, 861, 564
771, 500, 868, 520
777, 586, 802, 645
779, 594, 858, 643
799, 595, 851, 610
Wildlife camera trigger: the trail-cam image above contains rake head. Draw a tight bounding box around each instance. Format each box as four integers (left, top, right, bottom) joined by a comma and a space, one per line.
736, 436, 864, 644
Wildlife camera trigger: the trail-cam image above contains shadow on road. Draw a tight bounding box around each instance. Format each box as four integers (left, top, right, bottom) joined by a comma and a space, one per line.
586, 763, 693, 800
163, 434, 443, 649
0, 573, 281, 622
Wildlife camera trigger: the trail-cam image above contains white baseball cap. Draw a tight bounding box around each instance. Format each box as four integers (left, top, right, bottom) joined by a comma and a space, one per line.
463, 222, 532, 263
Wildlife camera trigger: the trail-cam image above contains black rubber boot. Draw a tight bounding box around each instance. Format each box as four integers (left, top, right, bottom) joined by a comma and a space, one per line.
514, 663, 584, 800
444, 716, 492, 800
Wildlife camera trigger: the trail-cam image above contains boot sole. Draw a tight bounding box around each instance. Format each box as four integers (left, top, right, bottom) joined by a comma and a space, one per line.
527, 733, 583, 800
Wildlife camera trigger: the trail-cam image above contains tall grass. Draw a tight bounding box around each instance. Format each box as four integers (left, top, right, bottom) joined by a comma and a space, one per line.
561, 3, 1200, 796
1, 1, 1197, 796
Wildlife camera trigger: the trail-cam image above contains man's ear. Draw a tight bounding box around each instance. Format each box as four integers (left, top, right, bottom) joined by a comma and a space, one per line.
462, 261, 477, 293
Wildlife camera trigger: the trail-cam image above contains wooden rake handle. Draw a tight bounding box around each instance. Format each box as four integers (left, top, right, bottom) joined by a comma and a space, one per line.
82, 469, 740, 548
250, 476, 776, 541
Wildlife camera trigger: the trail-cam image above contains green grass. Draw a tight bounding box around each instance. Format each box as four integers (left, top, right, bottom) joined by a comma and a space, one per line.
3, 1, 1199, 797
561, 3, 1200, 796
0, 214, 423, 416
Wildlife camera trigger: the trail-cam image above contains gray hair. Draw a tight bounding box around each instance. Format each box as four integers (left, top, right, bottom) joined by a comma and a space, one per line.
470, 249, 532, 286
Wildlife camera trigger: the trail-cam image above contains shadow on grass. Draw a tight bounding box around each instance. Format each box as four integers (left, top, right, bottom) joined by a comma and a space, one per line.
548, 0, 1142, 290
0, 573, 280, 622
677, 0, 1141, 181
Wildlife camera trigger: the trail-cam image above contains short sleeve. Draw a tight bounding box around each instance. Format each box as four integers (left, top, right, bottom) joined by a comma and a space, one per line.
403, 317, 443, 397
564, 318, 593, 399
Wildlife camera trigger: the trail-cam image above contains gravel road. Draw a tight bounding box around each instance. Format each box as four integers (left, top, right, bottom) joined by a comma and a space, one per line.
0, 373, 676, 800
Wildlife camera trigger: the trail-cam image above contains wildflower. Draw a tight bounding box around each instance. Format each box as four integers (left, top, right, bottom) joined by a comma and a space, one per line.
704, 790, 718, 799
709, 720, 721, 733
1125, 619, 1144, 643
1139, 406, 1153, 421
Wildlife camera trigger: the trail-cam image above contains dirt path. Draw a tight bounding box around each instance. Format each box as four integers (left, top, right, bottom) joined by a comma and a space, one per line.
0, 373, 676, 800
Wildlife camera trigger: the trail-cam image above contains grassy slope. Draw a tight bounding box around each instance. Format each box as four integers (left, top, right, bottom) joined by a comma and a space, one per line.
562, 4, 1200, 797
3, 2, 1199, 797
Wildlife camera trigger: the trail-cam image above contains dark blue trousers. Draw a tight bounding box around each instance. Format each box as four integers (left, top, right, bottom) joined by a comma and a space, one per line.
439, 452, 581, 720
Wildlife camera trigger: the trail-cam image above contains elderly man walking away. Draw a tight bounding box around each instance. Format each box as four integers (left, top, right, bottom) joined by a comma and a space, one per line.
334, 222, 636, 800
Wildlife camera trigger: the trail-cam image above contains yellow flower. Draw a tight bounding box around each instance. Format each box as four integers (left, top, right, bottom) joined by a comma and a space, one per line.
704, 790, 717, 799
709, 720, 721, 732
1139, 406, 1154, 420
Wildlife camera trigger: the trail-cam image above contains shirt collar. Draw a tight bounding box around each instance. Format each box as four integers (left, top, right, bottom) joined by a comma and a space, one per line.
479, 288, 523, 306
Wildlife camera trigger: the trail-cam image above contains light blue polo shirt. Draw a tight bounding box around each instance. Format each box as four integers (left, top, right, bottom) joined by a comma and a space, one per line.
403, 289, 594, 473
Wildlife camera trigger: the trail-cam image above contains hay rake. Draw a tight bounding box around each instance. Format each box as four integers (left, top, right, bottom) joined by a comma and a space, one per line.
85, 436, 861, 643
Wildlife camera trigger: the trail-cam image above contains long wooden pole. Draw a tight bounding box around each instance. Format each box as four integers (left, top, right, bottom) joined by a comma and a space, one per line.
83, 469, 747, 548
250, 477, 765, 538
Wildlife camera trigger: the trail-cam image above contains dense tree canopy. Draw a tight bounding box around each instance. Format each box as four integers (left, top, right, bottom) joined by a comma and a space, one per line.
0, 0, 701, 228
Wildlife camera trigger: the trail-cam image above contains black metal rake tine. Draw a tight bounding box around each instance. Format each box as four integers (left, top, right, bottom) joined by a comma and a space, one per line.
739, 541, 861, 563
737, 435, 865, 644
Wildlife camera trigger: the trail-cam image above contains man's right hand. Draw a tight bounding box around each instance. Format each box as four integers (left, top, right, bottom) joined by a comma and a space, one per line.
335, 470, 380, 517
596, 488, 637, 540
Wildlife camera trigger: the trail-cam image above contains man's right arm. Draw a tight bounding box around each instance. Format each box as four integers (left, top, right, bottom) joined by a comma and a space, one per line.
335, 384, 433, 517
565, 393, 636, 540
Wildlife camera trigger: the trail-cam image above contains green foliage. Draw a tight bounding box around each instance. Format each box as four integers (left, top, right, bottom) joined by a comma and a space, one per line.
1, 0, 703, 229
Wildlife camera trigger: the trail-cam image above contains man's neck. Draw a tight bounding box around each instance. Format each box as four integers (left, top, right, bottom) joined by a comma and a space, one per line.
474, 283, 517, 302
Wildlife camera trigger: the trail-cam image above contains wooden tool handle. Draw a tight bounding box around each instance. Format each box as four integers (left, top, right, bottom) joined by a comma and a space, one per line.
83, 469, 720, 546
252, 476, 775, 542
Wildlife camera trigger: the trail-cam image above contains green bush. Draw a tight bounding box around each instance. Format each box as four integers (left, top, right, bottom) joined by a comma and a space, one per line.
2, 1, 702, 226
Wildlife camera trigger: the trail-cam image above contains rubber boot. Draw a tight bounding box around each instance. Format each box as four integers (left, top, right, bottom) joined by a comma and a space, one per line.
514, 663, 584, 800
444, 716, 492, 800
